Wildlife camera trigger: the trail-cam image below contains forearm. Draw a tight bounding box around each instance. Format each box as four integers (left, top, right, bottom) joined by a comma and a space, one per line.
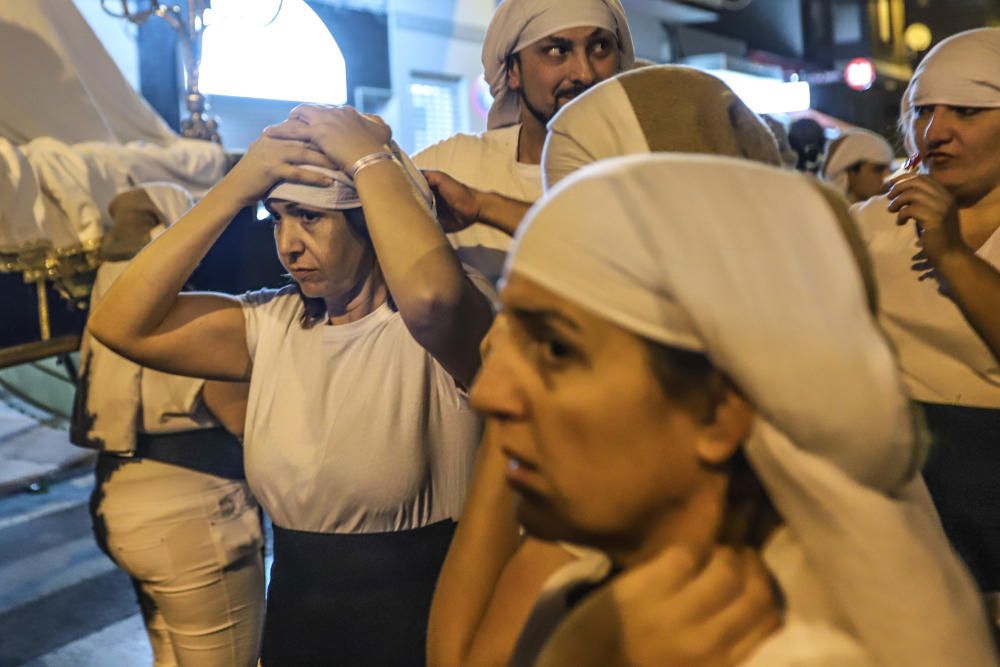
353, 160, 467, 318
477, 191, 532, 237
427, 436, 522, 667
89, 182, 243, 349
934, 249, 1000, 362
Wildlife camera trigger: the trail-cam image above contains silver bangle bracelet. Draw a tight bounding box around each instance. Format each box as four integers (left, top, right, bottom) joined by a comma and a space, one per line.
347, 151, 395, 180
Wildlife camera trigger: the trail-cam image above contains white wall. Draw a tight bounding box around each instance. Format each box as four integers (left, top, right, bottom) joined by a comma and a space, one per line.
386, 0, 496, 152
72, 0, 140, 89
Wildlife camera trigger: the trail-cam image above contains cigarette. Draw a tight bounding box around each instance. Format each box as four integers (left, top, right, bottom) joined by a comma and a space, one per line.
903, 152, 923, 172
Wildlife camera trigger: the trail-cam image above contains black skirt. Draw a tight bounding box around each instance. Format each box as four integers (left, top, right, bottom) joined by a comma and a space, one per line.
260, 519, 456, 667
920, 402, 1000, 593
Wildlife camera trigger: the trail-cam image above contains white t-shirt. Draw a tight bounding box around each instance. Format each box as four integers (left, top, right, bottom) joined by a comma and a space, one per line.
239, 286, 484, 534
415, 124, 542, 285
853, 195, 1000, 407
510, 529, 872, 667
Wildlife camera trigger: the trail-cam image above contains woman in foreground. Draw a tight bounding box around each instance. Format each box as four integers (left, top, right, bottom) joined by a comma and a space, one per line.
472, 154, 997, 666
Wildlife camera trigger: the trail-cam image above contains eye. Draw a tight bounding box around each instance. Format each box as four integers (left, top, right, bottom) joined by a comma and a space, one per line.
590, 39, 611, 55
545, 44, 569, 58
300, 210, 321, 224
913, 105, 933, 117
536, 336, 577, 368
954, 106, 984, 118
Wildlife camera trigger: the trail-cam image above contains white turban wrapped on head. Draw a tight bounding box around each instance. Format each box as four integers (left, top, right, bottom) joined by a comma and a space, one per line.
266, 141, 435, 215
820, 129, 895, 197
505, 154, 998, 666
482, 0, 635, 130
901, 27, 1000, 149
542, 64, 780, 189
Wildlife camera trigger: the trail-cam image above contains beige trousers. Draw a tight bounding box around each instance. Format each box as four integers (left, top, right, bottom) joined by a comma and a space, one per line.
92, 457, 265, 667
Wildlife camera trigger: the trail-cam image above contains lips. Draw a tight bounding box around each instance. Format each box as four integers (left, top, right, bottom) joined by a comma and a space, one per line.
503, 451, 545, 494
290, 267, 318, 279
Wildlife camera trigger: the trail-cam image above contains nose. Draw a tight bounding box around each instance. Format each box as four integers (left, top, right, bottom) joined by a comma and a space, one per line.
274, 219, 304, 259
923, 106, 955, 148
469, 318, 528, 421
568, 49, 597, 87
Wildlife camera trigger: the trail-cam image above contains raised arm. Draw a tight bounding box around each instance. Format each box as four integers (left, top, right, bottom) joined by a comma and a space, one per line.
426, 430, 575, 667
266, 106, 494, 386
931, 252, 1000, 362
888, 174, 1000, 362
422, 169, 532, 238
89, 135, 337, 381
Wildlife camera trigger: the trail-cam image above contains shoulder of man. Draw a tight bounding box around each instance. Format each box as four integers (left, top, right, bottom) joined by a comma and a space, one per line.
413, 125, 521, 170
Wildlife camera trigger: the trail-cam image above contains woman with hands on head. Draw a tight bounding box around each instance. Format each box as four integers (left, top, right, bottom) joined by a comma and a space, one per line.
854, 27, 1000, 602
88, 105, 494, 666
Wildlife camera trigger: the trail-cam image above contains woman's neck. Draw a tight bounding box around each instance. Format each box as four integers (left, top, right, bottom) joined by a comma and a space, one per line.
324, 261, 389, 326
959, 186, 1000, 251
606, 478, 728, 571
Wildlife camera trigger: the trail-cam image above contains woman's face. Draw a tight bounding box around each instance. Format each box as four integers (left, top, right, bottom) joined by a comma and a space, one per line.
470, 273, 736, 556
266, 199, 372, 300
911, 105, 1000, 203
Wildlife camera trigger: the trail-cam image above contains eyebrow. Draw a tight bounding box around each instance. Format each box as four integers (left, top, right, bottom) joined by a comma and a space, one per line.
540, 28, 610, 48
509, 306, 582, 333
268, 201, 326, 217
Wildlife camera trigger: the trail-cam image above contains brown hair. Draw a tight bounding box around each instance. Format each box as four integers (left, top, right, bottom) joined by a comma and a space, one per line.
643, 342, 780, 549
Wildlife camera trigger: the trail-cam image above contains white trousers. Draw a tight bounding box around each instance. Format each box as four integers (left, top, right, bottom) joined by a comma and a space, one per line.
92, 456, 265, 667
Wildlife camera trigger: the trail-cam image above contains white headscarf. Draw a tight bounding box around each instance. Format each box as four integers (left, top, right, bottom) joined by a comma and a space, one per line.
482, 0, 635, 130
542, 65, 780, 189
506, 154, 998, 667
901, 28, 1000, 150
267, 141, 435, 215
820, 129, 894, 197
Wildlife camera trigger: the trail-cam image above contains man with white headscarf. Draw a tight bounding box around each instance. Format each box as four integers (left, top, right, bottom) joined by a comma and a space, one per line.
415, 0, 634, 285
72, 183, 264, 667
853, 27, 1000, 608
474, 154, 997, 666
820, 128, 895, 203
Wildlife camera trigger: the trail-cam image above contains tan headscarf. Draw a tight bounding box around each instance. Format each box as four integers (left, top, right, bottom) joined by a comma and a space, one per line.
482, 0, 635, 130
506, 154, 998, 667
542, 65, 781, 189
100, 182, 193, 260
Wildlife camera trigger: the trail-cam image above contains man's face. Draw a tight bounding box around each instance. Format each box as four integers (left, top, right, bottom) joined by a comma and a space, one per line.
846, 161, 890, 203
509, 26, 622, 126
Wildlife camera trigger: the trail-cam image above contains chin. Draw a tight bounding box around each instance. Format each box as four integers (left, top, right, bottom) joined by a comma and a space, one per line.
515, 495, 587, 544
296, 282, 327, 299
